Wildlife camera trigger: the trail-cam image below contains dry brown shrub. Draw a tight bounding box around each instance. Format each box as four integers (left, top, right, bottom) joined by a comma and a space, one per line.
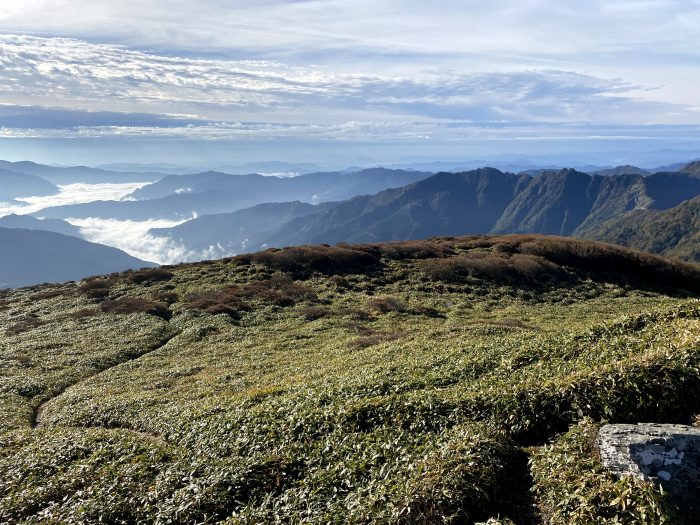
78, 280, 112, 293
299, 307, 336, 320
186, 290, 251, 316
378, 240, 450, 260
126, 268, 174, 284
0, 298, 20, 309
250, 245, 379, 274
101, 298, 171, 320
279, 283, 316, 301
517, 236, 700, 292
254, 289, 295, 306
420, 248, 562, 284
366, 297, 406, 313
6, 317, 46, 335
28, 290, 70, 301
413, 305, 440, 317
70, 308, 100, 320
267, 274, 294, 288
86, 288, 111, 300
200, 303, 243, 316
329, 276, 349, 288
152, 292, 179, 304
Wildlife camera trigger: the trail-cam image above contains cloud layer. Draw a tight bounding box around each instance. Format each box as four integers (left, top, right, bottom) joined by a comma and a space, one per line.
0, 35, 691, 127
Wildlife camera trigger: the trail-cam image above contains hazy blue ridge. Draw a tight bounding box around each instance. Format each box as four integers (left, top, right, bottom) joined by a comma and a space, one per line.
0, 227, 156, 289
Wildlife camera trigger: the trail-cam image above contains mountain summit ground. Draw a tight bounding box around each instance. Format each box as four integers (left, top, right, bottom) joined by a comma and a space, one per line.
1, 235, 698, 523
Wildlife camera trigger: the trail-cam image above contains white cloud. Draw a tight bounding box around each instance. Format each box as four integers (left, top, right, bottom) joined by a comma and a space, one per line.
0, 35, 691, 126
65, 216, 208, 264
0, 182, 149, 216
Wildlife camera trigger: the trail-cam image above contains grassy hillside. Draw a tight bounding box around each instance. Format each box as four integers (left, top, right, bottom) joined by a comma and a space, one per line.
579, 195, 700, 262
2, 235, 700, 523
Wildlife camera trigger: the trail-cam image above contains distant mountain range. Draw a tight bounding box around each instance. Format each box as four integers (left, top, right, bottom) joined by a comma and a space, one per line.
149, 201, 335, 255
33, 168, 432, 221
586, 165, 650, 176
0, 169, 59, 201
0, 160, 163, 185
96, 161, 328, 176
0, 215, 82, 238
147, 163, 700, 259
0, 227, 155, 288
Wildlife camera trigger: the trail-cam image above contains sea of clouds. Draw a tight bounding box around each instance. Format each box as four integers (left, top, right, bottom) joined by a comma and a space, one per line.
0, 182, 227, 265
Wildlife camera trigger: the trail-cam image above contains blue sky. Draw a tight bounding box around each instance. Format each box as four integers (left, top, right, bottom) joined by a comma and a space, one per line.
1, 0, 699, 166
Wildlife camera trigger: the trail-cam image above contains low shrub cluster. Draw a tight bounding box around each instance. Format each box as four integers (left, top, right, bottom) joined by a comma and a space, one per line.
367, 297, 407, 313
27, 290, 70, 302
421, 251, 563, 284
152, 291, 179, 304
69, 308, 100, 320
250, 244, 379, 274
5, 317, 46, 336
101, 298, 172, 320
78, 280, 113, 300
187, 278, 316, 316
377, 240, 452, 260
530, 419, 679, 524
125, 267, 174, 284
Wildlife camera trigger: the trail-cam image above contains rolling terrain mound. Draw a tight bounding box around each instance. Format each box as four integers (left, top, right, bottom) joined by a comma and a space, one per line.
1, 235, 699, 523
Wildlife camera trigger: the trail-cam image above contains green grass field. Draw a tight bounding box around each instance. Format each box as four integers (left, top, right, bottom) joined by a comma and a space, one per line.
1, 235, 698, 523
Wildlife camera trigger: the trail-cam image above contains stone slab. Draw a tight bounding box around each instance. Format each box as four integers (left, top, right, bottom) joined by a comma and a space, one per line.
596, 423, 700, 522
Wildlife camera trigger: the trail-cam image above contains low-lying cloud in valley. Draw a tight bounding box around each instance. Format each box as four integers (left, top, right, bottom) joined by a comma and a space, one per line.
64, 217, 210, 265
0, 182, 149, 216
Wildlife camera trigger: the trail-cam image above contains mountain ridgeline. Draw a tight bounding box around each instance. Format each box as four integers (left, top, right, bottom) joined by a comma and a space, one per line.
33, 168, 432, 221
149, 165, 700, 257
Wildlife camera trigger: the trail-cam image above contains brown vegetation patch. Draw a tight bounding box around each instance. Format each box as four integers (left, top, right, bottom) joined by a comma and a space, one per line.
328, 275, 349, 288
187, 277, 315, 316
6, 317, 46, 336
28, 289, 71, 301
125, 268, 174, 284
186, 291, 251, 316
78, 280, 113, 300
421, 251, 562, 284
412, 305, 440, 317
378, 240, 452, 260
101, 298, 172, 320
70, 308, 101, 320
250, 244, 379, 274
0, 298, 21, 309
299, 307, 336, 320
152, 292, 179, 304
366, 297, 407, 313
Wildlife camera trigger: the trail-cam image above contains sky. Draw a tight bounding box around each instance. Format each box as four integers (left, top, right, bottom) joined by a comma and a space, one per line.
1, 0, 700, 166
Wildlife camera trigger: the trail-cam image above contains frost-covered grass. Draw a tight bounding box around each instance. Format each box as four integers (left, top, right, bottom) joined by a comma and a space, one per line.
0, 235, 697, 523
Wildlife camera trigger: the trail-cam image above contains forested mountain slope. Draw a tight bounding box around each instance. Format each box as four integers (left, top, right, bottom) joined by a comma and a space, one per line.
579, 195, 700, 262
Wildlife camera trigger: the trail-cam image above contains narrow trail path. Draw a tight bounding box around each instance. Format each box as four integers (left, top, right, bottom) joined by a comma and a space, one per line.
30, 328, 180, 431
